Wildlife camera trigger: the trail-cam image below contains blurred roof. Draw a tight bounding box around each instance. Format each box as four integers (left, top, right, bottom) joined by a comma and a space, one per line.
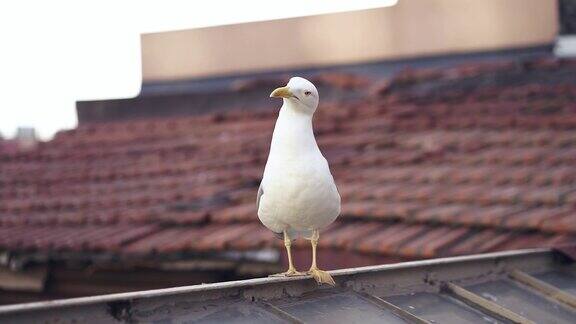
1, 57, 576, 264
1, 248, 575, 323
77, 45, 552, 123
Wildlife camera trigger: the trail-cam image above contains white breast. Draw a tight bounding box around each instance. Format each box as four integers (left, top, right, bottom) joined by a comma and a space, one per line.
257, 102, 341, 235
258, 155, 340, 233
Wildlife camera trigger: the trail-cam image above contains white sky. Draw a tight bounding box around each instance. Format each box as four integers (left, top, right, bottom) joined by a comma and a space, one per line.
0, 0, 396, 140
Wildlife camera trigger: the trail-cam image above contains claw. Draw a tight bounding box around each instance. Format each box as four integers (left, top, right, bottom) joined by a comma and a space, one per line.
269, 268, 305, 277
308, 267, 336, 286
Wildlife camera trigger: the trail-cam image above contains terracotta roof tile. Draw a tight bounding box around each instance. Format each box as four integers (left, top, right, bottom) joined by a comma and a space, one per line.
540, 212, 576, 234
354, 223, 428, 255
340, 201, 422, 221
123, 228, 195, 254
458, 206, 526, 227
320, 222, 384, 249
399, 226, 470, 258
446, 230, 515, 255
1, 58, 576, 262
192, 223, 261, 251
233, 225, 276, 250
502, 207, 572, 232
413, 205, 469, 223
211, 203, 258, 223
0, 224, 160, 253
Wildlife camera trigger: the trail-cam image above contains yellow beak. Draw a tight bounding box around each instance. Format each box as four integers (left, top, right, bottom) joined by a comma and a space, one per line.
270, 86, 293, 98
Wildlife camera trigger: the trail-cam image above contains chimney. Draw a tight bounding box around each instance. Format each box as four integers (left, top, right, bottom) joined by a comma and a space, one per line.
15, 127, 38, 151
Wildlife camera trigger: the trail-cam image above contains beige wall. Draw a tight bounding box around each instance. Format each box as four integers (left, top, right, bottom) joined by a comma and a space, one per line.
141, 0, 558, 82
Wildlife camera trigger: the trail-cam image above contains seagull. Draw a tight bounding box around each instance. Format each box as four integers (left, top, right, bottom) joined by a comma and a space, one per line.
257, 77, 341, 285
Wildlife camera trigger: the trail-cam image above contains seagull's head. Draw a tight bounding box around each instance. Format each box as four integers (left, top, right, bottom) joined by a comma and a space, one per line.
270, 77, 319, 114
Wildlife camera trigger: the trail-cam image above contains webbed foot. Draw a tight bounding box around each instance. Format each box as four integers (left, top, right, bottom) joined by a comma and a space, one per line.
269, 268, 305, 277
308, 267, 336, 286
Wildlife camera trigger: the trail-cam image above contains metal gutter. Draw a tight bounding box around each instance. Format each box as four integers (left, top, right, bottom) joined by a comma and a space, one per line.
0, 248, 563, 323
0, 248, 550, 314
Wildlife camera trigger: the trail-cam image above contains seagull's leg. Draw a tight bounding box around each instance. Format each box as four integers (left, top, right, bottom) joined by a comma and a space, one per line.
269, 230, 304, 277
307, 230, 335, 286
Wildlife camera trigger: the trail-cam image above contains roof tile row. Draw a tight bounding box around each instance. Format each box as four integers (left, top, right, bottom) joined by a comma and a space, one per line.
1, 58, 575, 262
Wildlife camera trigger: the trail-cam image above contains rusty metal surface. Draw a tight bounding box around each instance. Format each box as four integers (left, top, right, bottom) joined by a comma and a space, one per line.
443, 283, 534, 324
509, 269, 576, 309
2, 248, 574, 323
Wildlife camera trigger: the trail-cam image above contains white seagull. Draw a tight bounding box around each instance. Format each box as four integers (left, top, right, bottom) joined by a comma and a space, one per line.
257, 77, 341, 285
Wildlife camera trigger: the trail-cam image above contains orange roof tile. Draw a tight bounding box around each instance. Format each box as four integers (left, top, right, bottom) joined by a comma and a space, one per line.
1, 57, 576, 263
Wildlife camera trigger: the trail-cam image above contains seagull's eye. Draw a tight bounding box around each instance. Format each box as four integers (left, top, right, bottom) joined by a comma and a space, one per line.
304, 91, 312, 96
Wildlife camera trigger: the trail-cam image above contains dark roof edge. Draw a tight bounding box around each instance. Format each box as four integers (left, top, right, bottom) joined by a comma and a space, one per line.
75, 44, 553, 124
138, 44, 554, 95
0, 248, 553, 315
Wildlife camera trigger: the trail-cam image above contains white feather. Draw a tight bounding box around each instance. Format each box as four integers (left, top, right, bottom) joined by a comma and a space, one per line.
258, 78, 340, 239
